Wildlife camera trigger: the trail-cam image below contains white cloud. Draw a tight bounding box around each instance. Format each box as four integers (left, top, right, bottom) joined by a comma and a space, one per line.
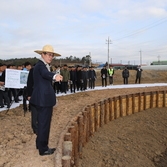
148, 7, 167, 17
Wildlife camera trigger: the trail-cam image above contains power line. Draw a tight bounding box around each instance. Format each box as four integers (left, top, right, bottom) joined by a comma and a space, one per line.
113, 17, 167, 41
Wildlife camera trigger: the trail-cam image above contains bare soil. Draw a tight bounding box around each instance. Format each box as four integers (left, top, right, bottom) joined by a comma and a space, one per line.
0, 70, 167, 167
79, 107, 167, 167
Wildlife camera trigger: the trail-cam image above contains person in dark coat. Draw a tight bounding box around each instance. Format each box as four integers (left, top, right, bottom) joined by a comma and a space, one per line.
101, 66, 108, 87
52, 65, 61, 94
76, 65, 82, 91
82, 67, 88, 91
60, 64, 70, 94
88, 66, 96, 89
69, 66, 77, 93
135, 65, 143, 84
22, 62, 32, 112
122, 66, 129, 84
0, 64, 10, 108
30, 45, 63, 156
27, 65, 38, 134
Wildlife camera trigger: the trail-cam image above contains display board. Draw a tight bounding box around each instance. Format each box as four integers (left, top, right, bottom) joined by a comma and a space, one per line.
5, 69, 29, 89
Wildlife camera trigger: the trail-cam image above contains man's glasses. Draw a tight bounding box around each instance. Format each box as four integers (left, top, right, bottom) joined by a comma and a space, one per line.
43, 52, 54, 57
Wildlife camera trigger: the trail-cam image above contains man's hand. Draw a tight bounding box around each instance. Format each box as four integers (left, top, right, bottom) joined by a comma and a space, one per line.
27, 96, 31, 101
55, 74, 63, 82
0, 82, 4, 86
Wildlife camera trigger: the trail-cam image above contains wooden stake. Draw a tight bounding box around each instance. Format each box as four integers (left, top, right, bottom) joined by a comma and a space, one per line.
78, 115, 83, 158
119, 96, 123, 117
63, 141, 72, 156
62, 156, 71, 167
100, 101, 104, 127
82, 110, 87, 147
73, 122, 79, 167
94, 103, 99, 131
64, 133, 71, 141
156, 91, 159, 108
132, 94, 135, 114
163, 90, 166, 107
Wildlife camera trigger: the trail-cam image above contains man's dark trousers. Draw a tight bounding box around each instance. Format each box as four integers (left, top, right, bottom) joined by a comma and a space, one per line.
36, 106, 53, 154
30, 103, 38, 134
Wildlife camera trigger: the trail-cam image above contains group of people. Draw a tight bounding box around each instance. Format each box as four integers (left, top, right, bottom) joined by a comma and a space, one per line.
52, 64, 97, 94
25, 51, 143, 157
122, 65, 143, 84
0, 45, 98, 156
0, 62, 32, 109
23, 45, 97, 156
101, 65, 143, 86
100, 65, 115, 87
0, 44, 144, 157
0, 45, 60, 156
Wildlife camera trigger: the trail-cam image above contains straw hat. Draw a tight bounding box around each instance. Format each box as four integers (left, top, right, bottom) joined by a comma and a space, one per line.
34, 45, 61, 57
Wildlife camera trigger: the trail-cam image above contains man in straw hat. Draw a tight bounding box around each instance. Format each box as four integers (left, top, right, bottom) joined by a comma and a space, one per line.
30, 45, 63, 156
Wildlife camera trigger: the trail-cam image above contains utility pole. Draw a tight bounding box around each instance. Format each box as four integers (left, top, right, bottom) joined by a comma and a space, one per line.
106, 37, 112, 68
139, 49, 142, 65
110, 58, 112, 64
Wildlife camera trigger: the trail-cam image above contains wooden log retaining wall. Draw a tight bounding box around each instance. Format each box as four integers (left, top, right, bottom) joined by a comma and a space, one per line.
58, 90, 167, 167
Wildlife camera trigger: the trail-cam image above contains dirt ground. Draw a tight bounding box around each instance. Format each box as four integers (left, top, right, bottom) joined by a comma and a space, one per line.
79, 107, 167, 167
0, 70, 167, 167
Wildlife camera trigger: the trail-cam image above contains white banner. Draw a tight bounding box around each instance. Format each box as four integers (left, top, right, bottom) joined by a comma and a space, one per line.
5, 69, 29, 89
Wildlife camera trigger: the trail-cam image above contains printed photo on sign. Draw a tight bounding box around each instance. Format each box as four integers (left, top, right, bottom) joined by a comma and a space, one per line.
20, 72, 29, 84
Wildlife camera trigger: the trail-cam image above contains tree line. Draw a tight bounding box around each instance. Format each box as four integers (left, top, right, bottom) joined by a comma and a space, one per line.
0, 55, 92, 67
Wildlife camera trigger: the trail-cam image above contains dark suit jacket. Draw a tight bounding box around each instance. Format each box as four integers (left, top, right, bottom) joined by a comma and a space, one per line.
136, 68, 143, 77
27, 67, 34, 97
30, 60, 56, 107
101, 68, 107, 78
0, 70, 8, 92
70, 70, 77, 81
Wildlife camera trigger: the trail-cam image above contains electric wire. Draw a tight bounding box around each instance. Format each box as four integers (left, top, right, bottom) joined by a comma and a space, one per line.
113, 17, 167, 42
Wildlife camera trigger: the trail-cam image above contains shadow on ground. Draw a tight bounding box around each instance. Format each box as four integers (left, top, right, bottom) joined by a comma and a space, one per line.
153, 148, 167, 167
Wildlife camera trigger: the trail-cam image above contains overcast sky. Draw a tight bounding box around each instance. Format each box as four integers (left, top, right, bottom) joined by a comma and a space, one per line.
1, 0, 167, 65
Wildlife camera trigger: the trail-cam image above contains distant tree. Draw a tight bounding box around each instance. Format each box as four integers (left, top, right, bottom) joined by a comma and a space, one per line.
86, 55, 91, 66
69, 55, 73, 61
0, 56, 88, 66
81, 57, 86, 65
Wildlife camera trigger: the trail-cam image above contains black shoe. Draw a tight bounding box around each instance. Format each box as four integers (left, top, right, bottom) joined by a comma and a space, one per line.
15, 101, 19, 103
39, 148, 56, 156
0, 106, 4, 108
